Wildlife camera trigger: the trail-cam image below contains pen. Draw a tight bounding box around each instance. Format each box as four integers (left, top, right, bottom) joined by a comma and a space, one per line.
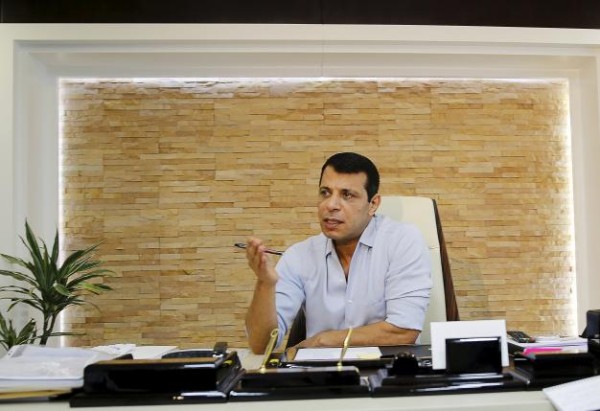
337, 327, 353, 368
234, 242, 283, 256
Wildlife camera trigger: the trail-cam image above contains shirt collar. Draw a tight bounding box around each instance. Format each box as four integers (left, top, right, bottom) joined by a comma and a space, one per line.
324, 214, 379, 256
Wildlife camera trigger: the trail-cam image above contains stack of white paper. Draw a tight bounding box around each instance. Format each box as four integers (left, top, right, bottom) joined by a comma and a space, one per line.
0, 344, 115, 392
509, 336, 588, 350
543, 375, 600, 411
294, 347, 382, 361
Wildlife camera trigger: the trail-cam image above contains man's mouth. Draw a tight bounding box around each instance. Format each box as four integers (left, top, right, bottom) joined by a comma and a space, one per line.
323, 218, 343, 229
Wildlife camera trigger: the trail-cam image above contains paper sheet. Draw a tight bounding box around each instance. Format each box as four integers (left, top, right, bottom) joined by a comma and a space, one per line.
430, 319, 509, 370
543, 375, 600, 411
0, 344, 115, 392
509, 336, 588, 349
131, 346, 177, 359
0, 345, 113, 380
293, 347, 382, 361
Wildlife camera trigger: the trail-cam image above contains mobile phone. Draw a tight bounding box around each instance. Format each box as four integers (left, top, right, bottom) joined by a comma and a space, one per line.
507, 330, 535, 343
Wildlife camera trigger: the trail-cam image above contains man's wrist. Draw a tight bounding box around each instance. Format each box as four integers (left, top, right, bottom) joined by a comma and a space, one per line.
255, 279, 277, 289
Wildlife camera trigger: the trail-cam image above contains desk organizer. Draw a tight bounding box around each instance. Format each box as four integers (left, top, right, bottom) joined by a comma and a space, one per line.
70, 351, 243, 407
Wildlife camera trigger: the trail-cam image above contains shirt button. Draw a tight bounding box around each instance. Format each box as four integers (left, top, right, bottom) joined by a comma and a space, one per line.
348, 300, 352, 303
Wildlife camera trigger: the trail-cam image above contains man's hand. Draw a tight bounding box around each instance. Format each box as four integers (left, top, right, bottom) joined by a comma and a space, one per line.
245, 237, 278, 285
296, 329, 347, 348
295, 321, 420, 348
244, 237, 279, 354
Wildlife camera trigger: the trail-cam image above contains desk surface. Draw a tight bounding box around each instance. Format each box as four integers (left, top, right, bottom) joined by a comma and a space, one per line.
3, 349, 556, 411
8, 391, 555, 411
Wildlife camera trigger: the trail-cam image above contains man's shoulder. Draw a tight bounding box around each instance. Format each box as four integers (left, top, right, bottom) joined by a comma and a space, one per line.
285, 232, 327, 256
374, 215, 427, 247
376, 214, 420, 235
276, 233, 327, 276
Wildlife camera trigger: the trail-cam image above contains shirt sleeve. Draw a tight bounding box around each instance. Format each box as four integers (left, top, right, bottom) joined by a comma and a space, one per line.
274, 250, 306, 347
383, 223, 432, 331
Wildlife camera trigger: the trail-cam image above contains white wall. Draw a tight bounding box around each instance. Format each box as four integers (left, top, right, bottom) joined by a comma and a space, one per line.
1, 24, 599, 332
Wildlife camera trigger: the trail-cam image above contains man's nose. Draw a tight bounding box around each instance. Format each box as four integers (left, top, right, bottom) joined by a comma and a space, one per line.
325, 193, 341, 209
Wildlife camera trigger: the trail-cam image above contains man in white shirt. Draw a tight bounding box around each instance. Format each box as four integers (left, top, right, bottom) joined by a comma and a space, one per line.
244, 152, 432, 353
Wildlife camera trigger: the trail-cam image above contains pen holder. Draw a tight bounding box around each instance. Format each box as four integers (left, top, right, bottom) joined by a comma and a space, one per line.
240, 365, 361, 389
387, 352, 420, 376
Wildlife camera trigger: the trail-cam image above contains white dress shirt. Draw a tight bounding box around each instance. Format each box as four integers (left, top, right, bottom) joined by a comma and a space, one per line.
274, 214, 432, 346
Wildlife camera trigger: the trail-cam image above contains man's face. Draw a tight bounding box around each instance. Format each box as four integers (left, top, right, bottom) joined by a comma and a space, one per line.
317, 166, 379, 246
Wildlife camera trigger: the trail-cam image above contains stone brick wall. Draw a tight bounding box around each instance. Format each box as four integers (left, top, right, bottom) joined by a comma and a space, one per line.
60, 78, 574, 348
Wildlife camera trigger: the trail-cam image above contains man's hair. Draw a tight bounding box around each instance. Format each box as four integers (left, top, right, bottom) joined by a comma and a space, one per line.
319, 152, 380, 201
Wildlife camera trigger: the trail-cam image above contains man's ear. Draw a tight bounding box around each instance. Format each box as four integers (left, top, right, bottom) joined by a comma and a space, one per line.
369, 194, 381, 216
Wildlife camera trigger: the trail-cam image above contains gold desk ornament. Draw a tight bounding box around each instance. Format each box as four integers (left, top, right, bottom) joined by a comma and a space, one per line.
337, 327, 353, 368
259, 328, 279, 372
233, 327, 365, 397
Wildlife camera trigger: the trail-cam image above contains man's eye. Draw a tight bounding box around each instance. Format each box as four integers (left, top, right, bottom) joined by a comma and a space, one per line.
343, 192, 354, 199
319, 189, 330, 198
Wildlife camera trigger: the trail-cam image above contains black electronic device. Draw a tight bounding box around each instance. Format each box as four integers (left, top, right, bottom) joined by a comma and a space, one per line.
161, 341, 228, 359
69, 350, 243, 407
581, 309, 600, 339
507, 330, 535, 343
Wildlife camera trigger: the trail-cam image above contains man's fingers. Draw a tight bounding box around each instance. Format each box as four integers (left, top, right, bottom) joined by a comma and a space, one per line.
245, 238, 274, 279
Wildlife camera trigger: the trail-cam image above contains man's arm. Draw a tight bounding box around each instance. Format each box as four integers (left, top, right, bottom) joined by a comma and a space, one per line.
296, 320, 419, 348
244, 237, 279, 354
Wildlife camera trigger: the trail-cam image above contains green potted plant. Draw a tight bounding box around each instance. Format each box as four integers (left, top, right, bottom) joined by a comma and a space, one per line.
0, 221, 113, 347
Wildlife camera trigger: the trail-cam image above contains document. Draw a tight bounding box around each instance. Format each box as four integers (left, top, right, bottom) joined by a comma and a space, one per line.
293, 346, 381, 361
0, 343, 181, 400
509, 336, 587, 350
93, 344, 178, 359
0, 344, 115, 392
543, 375, 600, 411
131, 345, 177, 359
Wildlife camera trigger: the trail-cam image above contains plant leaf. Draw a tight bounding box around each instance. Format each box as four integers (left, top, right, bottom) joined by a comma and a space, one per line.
0, 253, 33, 271
0, 269, 37, 287
1, 221, 115, 345
67, 270, 114, 289
52, 282, 71, 297
80, 283, 111, 294
23, 221, 45, 278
